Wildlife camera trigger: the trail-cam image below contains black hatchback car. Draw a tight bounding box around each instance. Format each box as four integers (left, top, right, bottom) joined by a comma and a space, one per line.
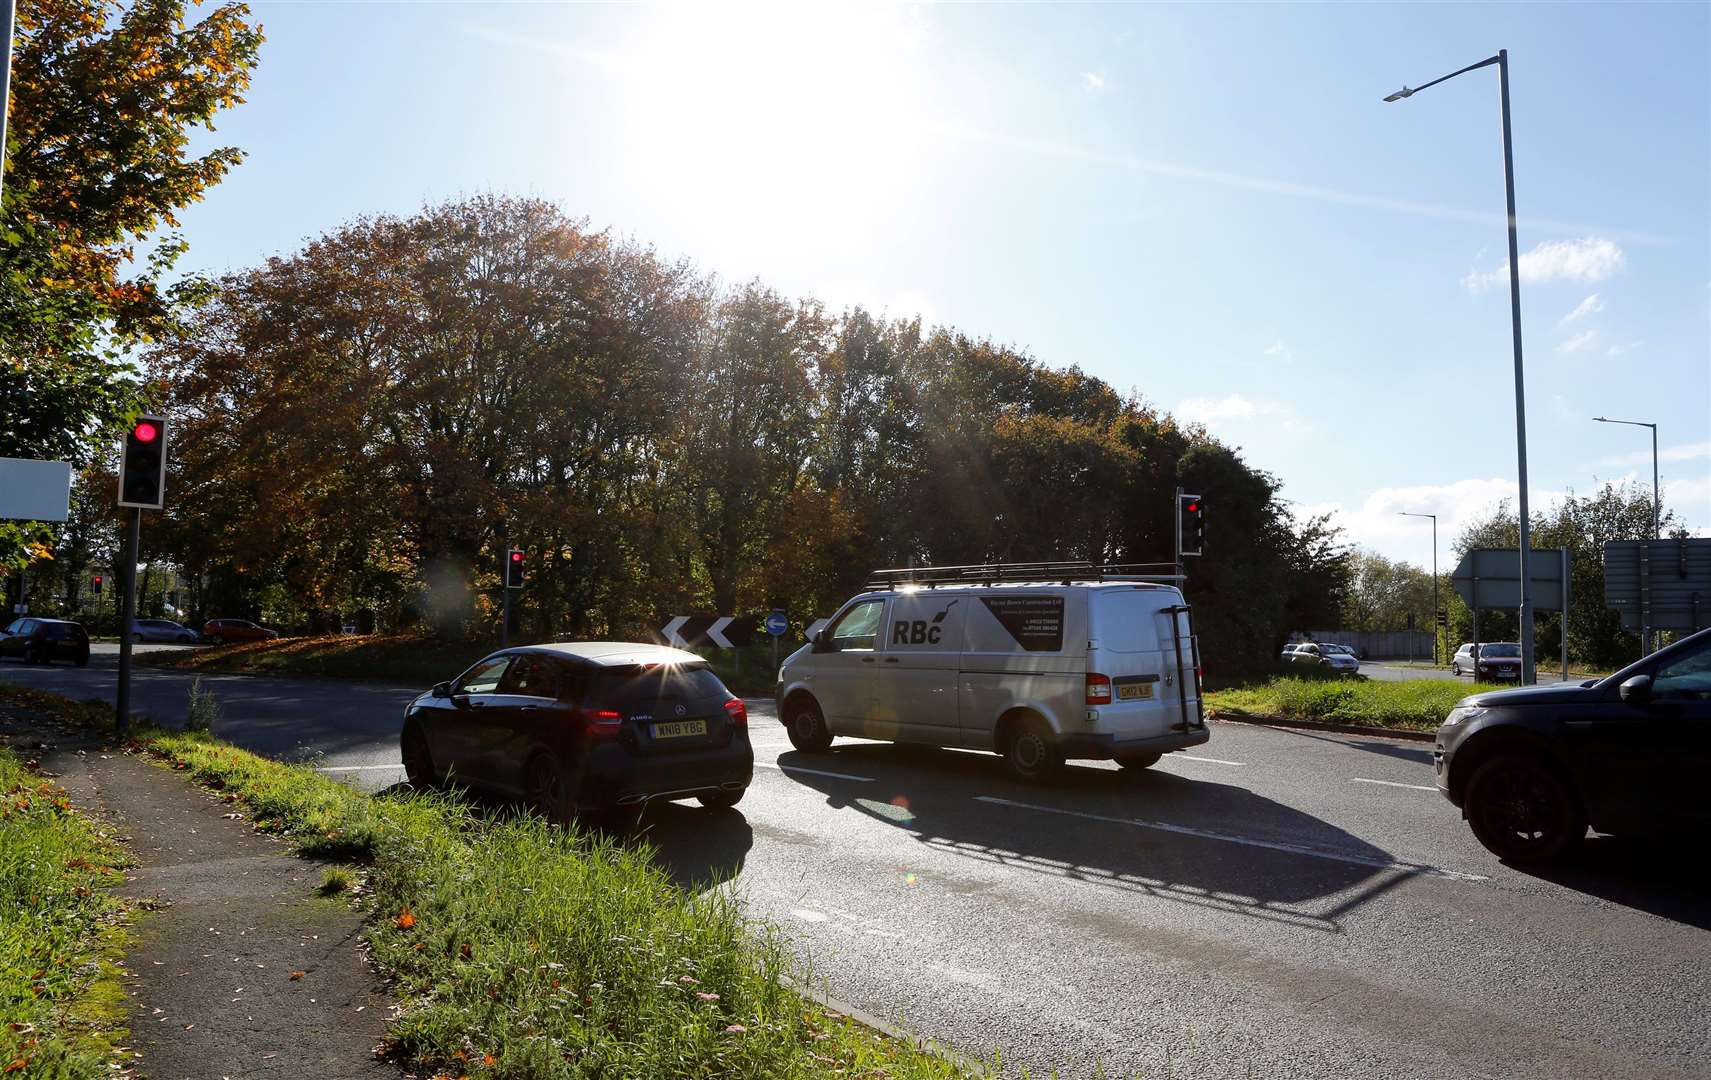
400, 642, 752, 828
1435, 625, 1711, 863
0, 618, 91, 666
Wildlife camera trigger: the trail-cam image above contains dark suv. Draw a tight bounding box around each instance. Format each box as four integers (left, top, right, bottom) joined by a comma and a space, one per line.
400, 642, 752, 829
1435, 625, 1711, 863
0, 618, 91, 666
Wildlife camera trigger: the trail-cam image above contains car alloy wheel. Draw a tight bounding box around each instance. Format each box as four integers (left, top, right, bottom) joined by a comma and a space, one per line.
1465, 753, 1584, 864
400, 724, 436, 789
524, 754, 566, 821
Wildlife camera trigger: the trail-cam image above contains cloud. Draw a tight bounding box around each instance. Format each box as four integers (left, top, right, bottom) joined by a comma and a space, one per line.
1080, 71, 1107, 95
1263, 341, 1288, 358
1463, 237, 1626, 292
1300, 478, 1572, 570
1556, 329, 1598, 354
1606, 341, 1643, 357
1176, 393, 1307, 433
1559, 293, 1603, 325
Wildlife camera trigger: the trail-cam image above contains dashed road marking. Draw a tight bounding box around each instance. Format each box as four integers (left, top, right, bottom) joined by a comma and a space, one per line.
755, 761, 875, 783
1352, 777, 1438, 792
1174, 754, 1245, 766
972, 794, 1486, 881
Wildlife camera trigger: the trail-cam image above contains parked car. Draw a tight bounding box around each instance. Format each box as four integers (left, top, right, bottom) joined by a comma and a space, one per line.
1435, 625, 1711, 863
202, 618, 278, 644
1285, 642, 1361, 675
400, 642, 752, 830
0, 618, 90, 666
776, 563, 1209, 783
128, 618, 200, 644
1450, 642, 1522, 681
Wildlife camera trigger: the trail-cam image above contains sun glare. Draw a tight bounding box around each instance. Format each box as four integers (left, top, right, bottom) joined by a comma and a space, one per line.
628, 2, 935, 257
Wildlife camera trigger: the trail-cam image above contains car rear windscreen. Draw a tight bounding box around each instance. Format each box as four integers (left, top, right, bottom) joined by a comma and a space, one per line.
45, 624, 84, 640
588, 665, 731, 714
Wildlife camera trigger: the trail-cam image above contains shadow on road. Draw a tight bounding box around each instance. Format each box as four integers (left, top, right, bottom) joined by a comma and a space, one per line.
779, 743, 1420, 933
1520, 834, 1711, 930
1262, 725, 1436, 768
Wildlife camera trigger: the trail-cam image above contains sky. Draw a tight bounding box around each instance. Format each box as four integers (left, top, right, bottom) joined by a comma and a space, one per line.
168, 1, 1711, 573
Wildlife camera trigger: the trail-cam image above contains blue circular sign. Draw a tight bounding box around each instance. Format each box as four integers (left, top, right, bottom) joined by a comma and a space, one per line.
764, 611, 789, 636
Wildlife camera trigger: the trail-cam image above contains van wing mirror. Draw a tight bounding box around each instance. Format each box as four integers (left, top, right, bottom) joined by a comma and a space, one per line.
1618, 674, 1652, 705
811, 630, 832, 653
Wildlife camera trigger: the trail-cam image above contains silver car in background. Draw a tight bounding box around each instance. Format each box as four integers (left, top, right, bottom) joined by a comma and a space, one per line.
128, 618, 201, 644
1285, 642, 1360, 675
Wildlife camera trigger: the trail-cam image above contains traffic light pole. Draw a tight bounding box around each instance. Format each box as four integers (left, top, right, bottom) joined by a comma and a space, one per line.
115, 508, 140, 736
501, 577, 511, 648
1174, 486, 1184, 582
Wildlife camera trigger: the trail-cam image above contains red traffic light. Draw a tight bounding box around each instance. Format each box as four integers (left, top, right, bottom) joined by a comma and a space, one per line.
94, 575, 103, 585
510, 551, 523, 562
1186, 502, 1198, 512
134, 421, 159, 443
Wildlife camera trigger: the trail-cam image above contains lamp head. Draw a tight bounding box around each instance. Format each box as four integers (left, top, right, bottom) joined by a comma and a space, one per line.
1383, 86, 1414, 102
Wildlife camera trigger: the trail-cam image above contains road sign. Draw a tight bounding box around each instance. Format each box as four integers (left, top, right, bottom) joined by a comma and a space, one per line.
1604, 538, 1711, 633
764, 610, 789, 637
0, 458, 72, 522
658, 615, 755, 649
1451, 548, 1569, 611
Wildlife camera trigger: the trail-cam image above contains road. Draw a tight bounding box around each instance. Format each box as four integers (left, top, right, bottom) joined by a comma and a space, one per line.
4, 656, 1706, 1080
1361, 660, 1573, 686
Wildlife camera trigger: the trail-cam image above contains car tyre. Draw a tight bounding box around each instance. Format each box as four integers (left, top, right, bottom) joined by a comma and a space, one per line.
400, 722, 437, 790
1116, 752, 1163, 771
210, 635, 225, 646
524, 752, 569, 822
698, 788, 745, 811
1003, 716, 1062, 785
785, 697, 833, 754
1464, 752, 1585, 864
1451, 662, 1461, 676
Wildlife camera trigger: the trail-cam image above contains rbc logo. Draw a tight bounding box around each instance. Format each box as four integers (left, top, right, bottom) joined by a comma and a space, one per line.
890, 601, 958, 646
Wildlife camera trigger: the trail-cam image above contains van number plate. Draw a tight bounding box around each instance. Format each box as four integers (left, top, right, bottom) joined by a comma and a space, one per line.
1117, 684, 1154, 701
653, 720, 706, 739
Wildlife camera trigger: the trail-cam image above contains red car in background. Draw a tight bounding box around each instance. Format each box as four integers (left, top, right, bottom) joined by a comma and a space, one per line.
202, 618, 278, 645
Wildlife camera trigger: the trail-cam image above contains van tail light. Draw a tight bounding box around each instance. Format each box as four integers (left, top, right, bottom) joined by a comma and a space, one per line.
723, 699, 748, 728
584, 709, 624, 738
1086, 673, 1113, 705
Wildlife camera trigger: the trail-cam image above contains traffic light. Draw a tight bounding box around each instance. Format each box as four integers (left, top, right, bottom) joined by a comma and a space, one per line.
1180, 493, 1206, 556
92, 574, 104, 595
117, 415, 169, 509
505, 548, 525, 589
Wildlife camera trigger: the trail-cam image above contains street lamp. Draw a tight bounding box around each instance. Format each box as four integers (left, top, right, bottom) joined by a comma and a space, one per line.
1593, 415, 1660, 652
1399, 512, 1439, 664
1386, 50, 1538, 684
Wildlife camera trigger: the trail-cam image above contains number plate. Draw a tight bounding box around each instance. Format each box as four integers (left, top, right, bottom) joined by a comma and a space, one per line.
1117, 683, 1154, 701
653, 719, 706, 739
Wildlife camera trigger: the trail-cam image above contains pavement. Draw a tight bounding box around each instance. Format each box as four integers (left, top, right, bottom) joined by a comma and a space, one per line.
3, 654, 1707, 1080
2, 710, 393, 1079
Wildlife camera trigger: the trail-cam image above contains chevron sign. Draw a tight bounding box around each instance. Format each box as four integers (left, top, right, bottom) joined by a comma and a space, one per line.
658, 615, 756, 649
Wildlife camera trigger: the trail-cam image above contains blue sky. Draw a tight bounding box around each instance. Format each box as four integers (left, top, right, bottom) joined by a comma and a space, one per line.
171, 1, 1710, 571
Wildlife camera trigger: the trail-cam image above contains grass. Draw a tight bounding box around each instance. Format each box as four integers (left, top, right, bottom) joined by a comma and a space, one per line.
1207, 676, 1481, 732
0, 745, 133, 1078
126, 726, 973, 1080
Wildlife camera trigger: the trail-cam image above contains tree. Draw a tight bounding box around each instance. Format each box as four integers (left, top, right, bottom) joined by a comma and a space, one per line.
0, 0, 262, 568
1343, 549, 1434, 632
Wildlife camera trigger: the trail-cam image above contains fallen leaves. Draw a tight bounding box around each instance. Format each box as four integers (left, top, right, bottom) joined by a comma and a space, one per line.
395, 908, 416, 931
289, 971, 305, 981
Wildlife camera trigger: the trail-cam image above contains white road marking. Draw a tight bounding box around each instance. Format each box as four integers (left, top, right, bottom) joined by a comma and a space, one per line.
1174, 754, 1245, 766
315, 764, 404, 773
1352, 777, 1438, 792
755, 761, 874, 783
973, 795, 1486, 882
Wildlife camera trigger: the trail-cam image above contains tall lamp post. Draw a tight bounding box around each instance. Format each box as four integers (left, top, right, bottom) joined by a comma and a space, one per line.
1386, 50, 1537, 684
1593, 415, 1660, 653
1399, 511, 1439, 664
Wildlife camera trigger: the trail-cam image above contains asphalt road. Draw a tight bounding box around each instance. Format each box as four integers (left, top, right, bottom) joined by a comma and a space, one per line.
4, 655, 1706, 1080
1361, 660, 1572, 686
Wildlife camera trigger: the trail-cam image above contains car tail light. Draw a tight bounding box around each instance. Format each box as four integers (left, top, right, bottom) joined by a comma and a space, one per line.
723, 699, 748, 728
1086, 673, 1113, 705
584, 709, 624, 738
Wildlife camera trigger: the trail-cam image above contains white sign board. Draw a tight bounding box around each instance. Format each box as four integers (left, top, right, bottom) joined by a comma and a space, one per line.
0, 458, 73, 522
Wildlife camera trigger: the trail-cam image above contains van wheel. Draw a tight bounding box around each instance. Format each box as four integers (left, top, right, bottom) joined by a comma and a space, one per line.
1116, 752, 1162, 771
1002, 717, 1062, 785
786, 698, 833, 753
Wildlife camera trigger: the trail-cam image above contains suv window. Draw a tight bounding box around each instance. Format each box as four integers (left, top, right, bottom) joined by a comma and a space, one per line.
456, 656, 512, 695
828, 599, 885, 651
1654, 638, 1711, 702
498, 654, 559, 698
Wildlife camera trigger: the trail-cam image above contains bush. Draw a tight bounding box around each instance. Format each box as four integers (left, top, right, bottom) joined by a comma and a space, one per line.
1208, 677, 1473, 732
185, 677, 220, 733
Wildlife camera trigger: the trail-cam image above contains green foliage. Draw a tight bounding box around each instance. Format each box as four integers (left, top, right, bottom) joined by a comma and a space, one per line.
184, 676, 219, 733
0, 746, 133, 1077
1343, 549, 1436, 632
146, 730, 971, 1079
1209, 676, 1475, 732
142, 634, 494, 686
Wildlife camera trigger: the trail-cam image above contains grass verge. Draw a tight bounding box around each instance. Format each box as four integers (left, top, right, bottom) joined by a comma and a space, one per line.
1207, 676, 1481, 732
124, 728, 971, 1079
0, 744, 133, 1078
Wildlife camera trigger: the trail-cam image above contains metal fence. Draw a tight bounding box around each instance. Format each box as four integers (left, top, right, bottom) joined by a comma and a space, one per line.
1291, 630, 1436, 660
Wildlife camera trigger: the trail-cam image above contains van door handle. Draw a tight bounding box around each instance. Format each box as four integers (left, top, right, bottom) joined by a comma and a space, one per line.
883, 658, 899, 663
861, 657, 876, 663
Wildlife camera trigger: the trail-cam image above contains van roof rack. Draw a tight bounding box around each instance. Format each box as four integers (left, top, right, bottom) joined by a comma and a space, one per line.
864, 561, 1184, 589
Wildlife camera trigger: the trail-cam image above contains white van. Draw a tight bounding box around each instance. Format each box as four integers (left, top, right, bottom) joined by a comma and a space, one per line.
775, 563, 1209, 782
